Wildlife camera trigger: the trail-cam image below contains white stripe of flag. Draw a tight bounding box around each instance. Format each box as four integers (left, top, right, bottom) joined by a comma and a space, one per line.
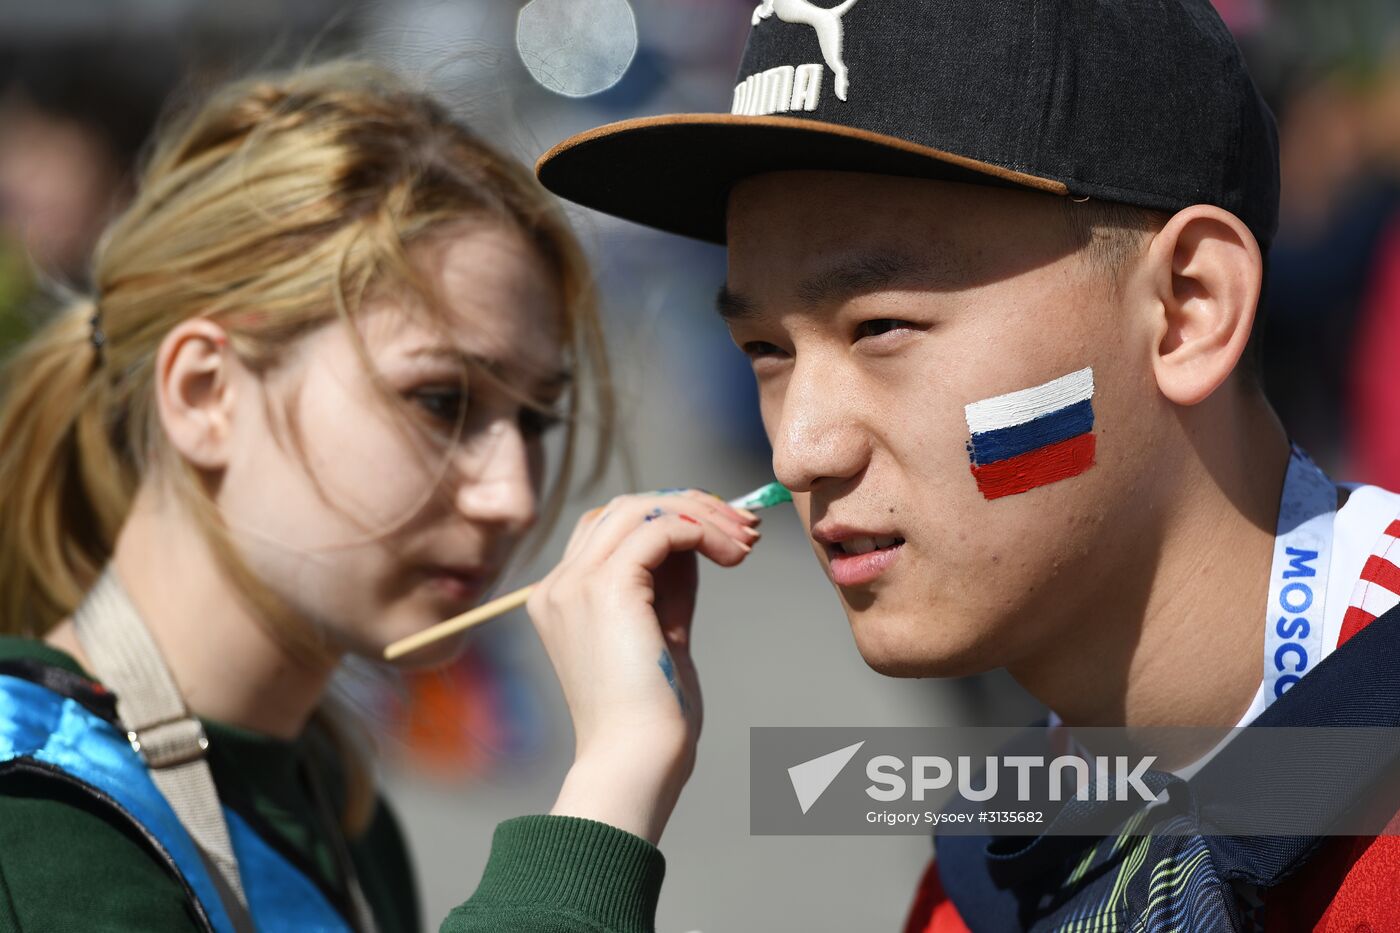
964, 367, 1095, 436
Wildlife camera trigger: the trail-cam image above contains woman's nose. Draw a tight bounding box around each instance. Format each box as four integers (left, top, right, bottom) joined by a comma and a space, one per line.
453, 419, 538, 533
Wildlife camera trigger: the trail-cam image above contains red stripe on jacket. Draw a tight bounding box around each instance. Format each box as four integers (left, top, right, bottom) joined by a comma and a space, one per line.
903, 861, 970, 933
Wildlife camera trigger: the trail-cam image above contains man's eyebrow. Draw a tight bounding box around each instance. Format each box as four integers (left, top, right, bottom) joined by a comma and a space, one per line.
795, 251, 931, 308
716, 249, 955, 323
716, 284, 759, 322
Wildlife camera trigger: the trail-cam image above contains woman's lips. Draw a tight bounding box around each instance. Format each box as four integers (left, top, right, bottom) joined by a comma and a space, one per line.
827, 541, 904, 586
422, 567, 491, 608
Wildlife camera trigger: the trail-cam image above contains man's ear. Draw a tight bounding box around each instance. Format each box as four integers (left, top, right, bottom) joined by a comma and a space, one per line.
1142, 205, 1262, 406
154, 319, 236, 470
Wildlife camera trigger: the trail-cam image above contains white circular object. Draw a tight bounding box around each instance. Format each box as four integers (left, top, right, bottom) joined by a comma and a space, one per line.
516, 0, 639, 98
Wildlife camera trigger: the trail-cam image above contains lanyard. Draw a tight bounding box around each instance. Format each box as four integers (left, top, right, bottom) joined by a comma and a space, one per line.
1262, 446, 1337, 706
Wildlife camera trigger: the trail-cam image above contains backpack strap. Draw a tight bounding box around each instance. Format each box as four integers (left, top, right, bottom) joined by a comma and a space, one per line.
72, 567, 380, 933
74, 569, 255, 931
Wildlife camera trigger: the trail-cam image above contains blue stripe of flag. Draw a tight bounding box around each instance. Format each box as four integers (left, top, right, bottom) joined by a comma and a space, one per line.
968, 399, 1094, 465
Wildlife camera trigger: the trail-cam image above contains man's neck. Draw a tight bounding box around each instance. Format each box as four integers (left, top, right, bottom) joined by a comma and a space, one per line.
1010, 395, 1291, 750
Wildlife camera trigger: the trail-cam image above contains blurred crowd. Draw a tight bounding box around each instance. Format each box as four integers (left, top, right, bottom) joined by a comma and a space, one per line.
2, 0, 1399, 777
1228, 0, 1400, 484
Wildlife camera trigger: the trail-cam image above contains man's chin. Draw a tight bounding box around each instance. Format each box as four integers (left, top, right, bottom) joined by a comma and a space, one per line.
848, 610, 1002, 679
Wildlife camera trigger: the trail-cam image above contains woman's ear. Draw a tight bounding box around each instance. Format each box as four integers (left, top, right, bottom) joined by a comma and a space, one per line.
1142, 205, 1263, 406
154, 319, 236, 470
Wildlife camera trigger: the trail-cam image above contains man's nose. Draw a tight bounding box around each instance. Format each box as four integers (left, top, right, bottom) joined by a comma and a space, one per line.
769, 358, 869, 494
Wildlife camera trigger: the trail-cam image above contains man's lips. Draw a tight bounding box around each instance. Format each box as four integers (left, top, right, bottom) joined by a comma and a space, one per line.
811, 523, 907, 587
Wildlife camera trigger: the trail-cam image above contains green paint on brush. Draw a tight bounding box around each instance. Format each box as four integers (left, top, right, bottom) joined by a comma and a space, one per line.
727, 481, 793, 511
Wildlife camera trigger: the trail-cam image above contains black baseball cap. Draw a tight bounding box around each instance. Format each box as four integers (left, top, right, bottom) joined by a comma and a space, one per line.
535, 0, 1280, 248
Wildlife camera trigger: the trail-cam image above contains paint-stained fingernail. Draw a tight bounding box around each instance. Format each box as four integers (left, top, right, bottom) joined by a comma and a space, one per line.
740, 525, 760, 540
738, 540, 753, 554
736, 507, 759, 522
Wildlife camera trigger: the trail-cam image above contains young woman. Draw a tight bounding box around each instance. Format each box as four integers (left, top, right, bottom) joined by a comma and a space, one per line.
0, 61, 760, 931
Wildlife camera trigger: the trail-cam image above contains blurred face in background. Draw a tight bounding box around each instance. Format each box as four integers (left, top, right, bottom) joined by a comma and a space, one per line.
0, 94, 123, 276
724, 172, 1170, 677
214, 223, 568, 662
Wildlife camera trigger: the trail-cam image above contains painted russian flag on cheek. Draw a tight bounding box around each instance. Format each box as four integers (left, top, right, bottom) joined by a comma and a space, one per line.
964, 367, 1097, 501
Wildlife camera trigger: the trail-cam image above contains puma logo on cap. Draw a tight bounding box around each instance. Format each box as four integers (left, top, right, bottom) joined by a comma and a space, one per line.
733, 0, 861, 115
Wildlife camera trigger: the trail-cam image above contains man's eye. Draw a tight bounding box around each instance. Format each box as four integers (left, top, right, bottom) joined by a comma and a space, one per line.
742, 340, 786, 359
855, 319, 912, 339
412, 388, 467, 424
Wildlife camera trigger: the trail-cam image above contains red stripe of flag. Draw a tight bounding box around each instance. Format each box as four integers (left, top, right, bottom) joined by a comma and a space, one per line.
1340, 605, 1378, 646
1386, 519, 1400, 538
969, 433, 1096, 501
1360, 555, 1400, 594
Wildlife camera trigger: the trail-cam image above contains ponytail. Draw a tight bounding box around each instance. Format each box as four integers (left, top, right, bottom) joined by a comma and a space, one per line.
0, 299, 138, 636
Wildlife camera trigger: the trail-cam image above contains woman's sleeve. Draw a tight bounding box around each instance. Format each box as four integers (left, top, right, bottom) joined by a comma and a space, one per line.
0, 780, 206, 931
440, 815, 666, 933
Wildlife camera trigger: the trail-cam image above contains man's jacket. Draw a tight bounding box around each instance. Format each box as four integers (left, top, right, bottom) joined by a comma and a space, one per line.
905, 605, 1400, 932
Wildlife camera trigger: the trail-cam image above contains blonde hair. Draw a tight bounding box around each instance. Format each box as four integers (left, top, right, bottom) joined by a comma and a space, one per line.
0, 61, 614, 827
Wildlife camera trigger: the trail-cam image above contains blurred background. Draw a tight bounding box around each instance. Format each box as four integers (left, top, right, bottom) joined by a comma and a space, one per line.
1, 0, 1397, 929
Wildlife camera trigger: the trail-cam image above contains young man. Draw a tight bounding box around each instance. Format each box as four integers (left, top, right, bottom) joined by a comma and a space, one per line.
449, 1, 1400, 929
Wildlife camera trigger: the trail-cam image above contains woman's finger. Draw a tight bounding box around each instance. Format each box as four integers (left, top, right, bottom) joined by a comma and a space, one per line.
571, 491, 756, 569
558, 502, 612, 563
602, 508, 753, 582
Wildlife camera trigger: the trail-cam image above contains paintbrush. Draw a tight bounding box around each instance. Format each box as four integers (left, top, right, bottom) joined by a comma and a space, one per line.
382, 482, 793, 660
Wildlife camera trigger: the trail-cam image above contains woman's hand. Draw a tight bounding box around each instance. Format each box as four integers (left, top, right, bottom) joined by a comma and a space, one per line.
527, 488, 761, 844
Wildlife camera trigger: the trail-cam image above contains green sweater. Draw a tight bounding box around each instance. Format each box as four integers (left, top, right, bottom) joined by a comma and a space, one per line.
0, 637, 666, 932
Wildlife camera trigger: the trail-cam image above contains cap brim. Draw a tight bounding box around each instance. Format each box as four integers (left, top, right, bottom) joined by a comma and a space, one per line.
535, 113, 1069, 245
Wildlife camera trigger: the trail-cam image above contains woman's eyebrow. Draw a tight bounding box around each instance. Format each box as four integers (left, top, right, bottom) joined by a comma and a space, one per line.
406, 346, 573, 391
